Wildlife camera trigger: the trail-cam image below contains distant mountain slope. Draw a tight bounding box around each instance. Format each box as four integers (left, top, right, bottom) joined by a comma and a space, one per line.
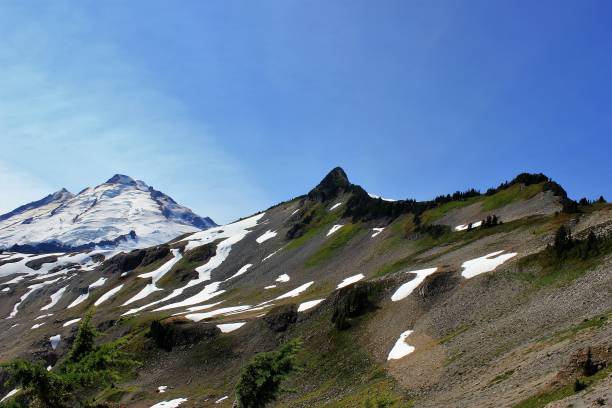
0, 174, 215, 252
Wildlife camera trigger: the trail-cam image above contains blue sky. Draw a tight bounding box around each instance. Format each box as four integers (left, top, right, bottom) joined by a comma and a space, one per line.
0, 1, 610, 223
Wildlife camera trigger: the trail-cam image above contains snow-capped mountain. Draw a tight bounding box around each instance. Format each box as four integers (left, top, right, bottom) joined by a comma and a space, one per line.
0, 174, 215, 252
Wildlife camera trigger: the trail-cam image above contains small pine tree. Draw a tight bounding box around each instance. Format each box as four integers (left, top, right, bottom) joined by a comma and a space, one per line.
583, 347, 598, 377
573, 378, 586, 392
597, 195, 606, 203
235, 338, 302, 408
68, 309, 97, 362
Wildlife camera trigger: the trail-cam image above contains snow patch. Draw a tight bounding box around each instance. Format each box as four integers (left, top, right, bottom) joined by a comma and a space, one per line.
217, 322, 246, 333
49, 334, 61, 350
256, 230, 277, 244
226, 264, 252, 281
122, 249, 182, 306
264, 285, 276, 289
455, 220, 483, 231
94, 284, 124, 306
298, 299, 324, 312
215, 396, 229, 404
368, 193, 397, 202
275, 274, 290, 283
391, 268, 438, 301
1, 388, 19, 403
327, 224, 343, 236
329, 202, 343, 211
371, 228, 385, 237
461, 251, 517, 279
149, 398, 188, 408
41, 286, 67, 311
31, 322, 45, 329
274, 281, 314, 300
337, 274, 364, 289
63, 318, 81, 327
388, 330, 415, 360
185, 305, 252, 322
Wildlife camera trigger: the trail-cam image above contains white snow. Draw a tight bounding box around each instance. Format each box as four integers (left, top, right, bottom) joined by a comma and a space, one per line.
274, 281, 314, 300
31, 322, 45, 329
157, 386, 167, 393
455, 220, 483, 231
149, 398, 188, 408
215, 396, 229, 404
297, 299, 325, 312
35, 313, 53, 320
327, 224, 343, 236
371, 228, 385, 238
40, 286, 67, 311
329, 202, 343, 211
217, 322, 246, 333
63, 318, 81, 327
1, 287, 9, 292
256, 230, 277, 244
94, 284, 124, 306
49, 334, 61, 350
8, 276, 64, 318
0, 176, 210, 251
275, 274, 290, 283
337, 274, 364, 289
184, 301, 224, 312
123, 214, 265, 315
226, 264, 252, 281
387, 330, 415, 360
0, 388, 19, 402
68, 277, 108, 308
185, 305, 252, 322
290, 209, 300, 216
368, 193, 397, 202
262, 248, 282, 262
264, 285, 276, 289
391, 268, 438, 301
461, 250, 517, 279
123, 249, 182, 306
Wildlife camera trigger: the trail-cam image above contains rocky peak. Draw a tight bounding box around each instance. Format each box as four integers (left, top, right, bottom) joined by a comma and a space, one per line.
308, 167, 352, 202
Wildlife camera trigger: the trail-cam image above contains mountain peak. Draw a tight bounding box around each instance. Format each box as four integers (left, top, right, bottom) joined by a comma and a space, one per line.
308, 167, 351, 201
106, 174, 137, 185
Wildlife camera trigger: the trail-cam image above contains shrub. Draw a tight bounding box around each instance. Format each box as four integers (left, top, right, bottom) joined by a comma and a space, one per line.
235, 338, 302, 408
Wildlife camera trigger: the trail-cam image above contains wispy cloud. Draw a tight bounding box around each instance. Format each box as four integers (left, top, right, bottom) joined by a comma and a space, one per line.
0, 3, 267, 223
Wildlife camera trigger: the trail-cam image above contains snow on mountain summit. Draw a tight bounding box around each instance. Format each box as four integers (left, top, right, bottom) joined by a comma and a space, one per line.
0, 175, 216, 252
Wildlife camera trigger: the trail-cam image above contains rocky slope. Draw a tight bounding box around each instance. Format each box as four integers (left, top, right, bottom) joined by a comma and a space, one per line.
0, 175, 216, 252
0, 168, 609, 408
